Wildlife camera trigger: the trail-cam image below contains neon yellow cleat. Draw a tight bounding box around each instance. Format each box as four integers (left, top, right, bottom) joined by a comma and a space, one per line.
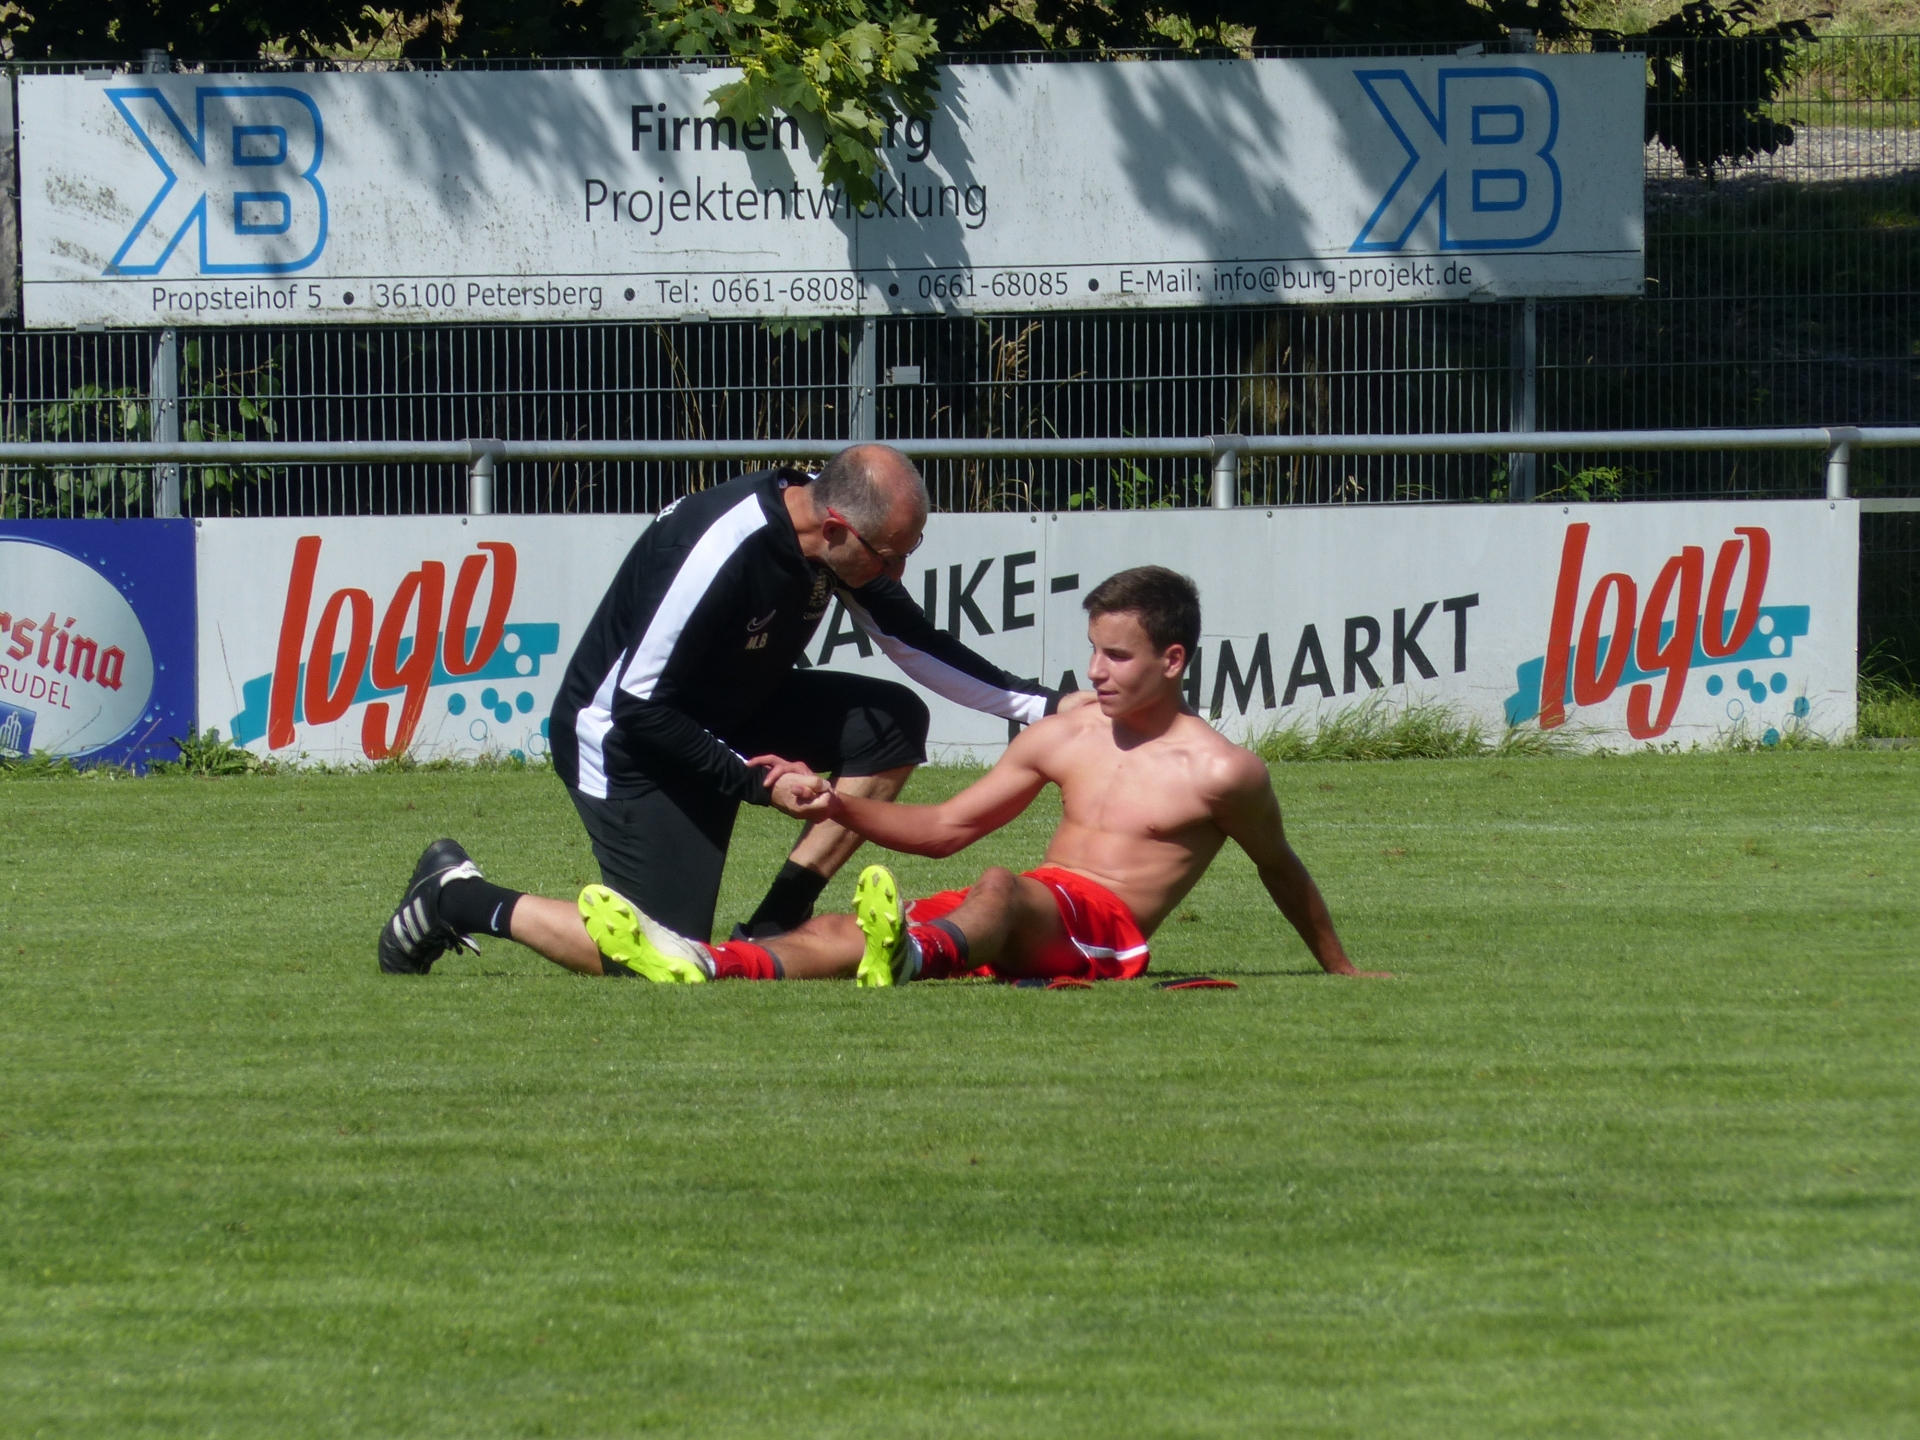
854, 865, 908, 988
578, 884, 709, 983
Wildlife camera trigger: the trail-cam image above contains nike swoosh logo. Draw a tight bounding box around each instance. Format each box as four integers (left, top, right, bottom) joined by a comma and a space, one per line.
747, 610, 776, 632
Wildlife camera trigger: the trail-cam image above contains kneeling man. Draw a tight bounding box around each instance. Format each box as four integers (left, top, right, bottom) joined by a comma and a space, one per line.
585, 565, 1384, 984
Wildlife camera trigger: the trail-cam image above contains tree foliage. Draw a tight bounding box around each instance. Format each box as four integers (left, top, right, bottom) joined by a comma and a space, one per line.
610, 0, 939, 205
1634, 0, 1818, 175
0, 0, 373, 59
913, 0, 1580, 52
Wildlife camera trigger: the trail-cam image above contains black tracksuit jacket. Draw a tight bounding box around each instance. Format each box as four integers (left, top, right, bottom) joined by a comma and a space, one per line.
550, 469, 1055, 802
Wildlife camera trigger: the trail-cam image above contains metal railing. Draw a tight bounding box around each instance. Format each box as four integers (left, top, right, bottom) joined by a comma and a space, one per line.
7, 426, 1916, 516
4, 35, 1914, 665
3, 32, 1915, 523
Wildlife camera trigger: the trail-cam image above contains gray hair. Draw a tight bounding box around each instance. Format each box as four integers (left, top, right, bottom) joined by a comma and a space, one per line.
813, 444, 928, 535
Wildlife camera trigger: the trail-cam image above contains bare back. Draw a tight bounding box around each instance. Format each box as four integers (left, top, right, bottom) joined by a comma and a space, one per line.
1019, 703, 1266, 934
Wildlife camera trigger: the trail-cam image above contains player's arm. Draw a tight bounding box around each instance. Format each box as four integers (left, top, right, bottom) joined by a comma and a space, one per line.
779, 720, 1057, 857
1210, 754, 1386, 977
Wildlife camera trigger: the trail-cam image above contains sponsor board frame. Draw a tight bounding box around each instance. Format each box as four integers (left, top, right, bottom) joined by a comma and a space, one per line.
21, 55, 1646, 328
195, 502, 1856, 767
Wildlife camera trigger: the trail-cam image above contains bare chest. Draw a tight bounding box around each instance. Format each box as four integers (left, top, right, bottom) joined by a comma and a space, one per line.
1057, 745, 1216, 841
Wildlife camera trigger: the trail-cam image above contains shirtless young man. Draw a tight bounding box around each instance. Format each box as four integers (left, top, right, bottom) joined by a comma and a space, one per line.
579, 565, 1385, 985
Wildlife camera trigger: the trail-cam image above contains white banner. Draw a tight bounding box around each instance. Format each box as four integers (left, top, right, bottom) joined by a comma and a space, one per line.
197, 516, 644, 763
24, 55, 1645, 328
199, 501, 1855, 765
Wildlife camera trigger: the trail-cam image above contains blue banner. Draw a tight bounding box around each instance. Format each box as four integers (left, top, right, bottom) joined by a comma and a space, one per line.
0, 520, 196, 769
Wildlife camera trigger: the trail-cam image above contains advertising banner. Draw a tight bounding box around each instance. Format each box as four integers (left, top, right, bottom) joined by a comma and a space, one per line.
21, 55, 1645, 328
865, 500, 1857, 757
198, 501, 1855, 766
0, 519, 197, 767
196, 516, 644, 764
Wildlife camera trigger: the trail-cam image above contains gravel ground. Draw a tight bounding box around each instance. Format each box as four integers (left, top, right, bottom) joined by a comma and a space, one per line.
1647, 124, 1920, 211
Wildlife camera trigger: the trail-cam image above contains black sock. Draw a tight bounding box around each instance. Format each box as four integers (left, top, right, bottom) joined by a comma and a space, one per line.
438, 876, 524, 938
745, 860, 829, 936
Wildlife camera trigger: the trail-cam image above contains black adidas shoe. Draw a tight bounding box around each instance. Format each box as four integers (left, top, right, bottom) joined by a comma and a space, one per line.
378, 838, 484, 975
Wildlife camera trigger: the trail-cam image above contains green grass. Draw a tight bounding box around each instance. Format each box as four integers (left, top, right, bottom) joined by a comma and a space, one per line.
2, 755, 1917, 1438
1860, 674, 1920, 738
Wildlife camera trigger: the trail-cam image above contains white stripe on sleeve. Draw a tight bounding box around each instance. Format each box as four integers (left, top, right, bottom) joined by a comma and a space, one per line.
619, 494, 769, 700
840, 594, 1048, 726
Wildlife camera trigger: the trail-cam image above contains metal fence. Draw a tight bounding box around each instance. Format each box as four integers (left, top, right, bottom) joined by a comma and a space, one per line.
1, 35, 1915, 659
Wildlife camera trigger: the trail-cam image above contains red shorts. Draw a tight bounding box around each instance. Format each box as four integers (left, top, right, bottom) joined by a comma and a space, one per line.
906, 865, 1152, 982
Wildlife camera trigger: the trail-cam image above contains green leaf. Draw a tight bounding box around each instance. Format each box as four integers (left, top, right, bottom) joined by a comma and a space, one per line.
621, 0, 939, 208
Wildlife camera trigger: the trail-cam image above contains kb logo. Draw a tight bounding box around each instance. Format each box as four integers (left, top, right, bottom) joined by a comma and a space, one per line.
106, 85, 326, 275
1350, 67, 1560, 253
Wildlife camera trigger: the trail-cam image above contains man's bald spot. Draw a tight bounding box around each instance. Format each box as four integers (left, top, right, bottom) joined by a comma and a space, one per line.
819, 442, 929, 539
867, 448, 930, 540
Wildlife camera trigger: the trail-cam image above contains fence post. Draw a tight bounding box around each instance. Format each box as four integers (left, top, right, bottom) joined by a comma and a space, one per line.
468, 447, 496, 515
1507, 296, 1538, 501
1211, 436, 1242, 508
142, 49, 177, 518
849, 316, 877, 441
150, 327, 180, 518
1824, 427, 1858, 500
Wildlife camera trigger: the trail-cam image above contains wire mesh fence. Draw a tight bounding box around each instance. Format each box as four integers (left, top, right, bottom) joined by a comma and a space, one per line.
1863, 511, 1920, 677
0, 34, 1914, 654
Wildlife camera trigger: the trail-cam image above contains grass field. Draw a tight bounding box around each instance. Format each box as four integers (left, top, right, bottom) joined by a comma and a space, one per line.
2, 753, 1916, 1438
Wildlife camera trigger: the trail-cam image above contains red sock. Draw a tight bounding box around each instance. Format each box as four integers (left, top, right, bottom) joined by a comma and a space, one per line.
702, 940, 781, 981
908, 921, 967, 980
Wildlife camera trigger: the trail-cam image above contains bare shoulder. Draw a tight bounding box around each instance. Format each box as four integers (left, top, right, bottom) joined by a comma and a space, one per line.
1001, 704, 1096, 770
1168, 714, 1272, 801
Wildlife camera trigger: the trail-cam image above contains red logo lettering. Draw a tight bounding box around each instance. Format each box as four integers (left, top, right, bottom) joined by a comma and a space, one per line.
1537, 523, 1589, 730
267, 537, 518, 756
269, 535, 323, 750
1538, 525, 1770, 739
362, 563, 445, 760
443, 542, 516, 676
1701, 526, 1770, 658
1626, 547, 1704, 739
304, 587, 373, 726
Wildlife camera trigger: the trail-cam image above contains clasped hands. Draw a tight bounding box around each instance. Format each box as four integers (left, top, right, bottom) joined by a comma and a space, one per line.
749, 755, 841, 819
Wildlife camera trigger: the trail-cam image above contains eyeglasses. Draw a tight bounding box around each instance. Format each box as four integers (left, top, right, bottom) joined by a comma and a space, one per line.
825, 507, 922, 567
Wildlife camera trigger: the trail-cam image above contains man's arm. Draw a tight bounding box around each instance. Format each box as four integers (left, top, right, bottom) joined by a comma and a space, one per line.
1210, 755, 1386, 977
616, 695, 779, 805
780, 719, 1057, 856
840, 579, 1059, 724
